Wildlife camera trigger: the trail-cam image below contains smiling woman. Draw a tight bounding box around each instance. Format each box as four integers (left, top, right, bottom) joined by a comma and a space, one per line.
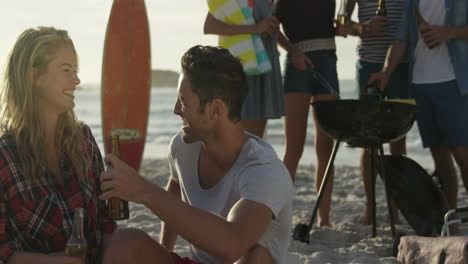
0, 26, 116, 264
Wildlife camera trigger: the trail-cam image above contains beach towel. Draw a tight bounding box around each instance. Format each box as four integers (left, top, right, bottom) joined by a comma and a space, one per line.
207, 0, 272, 75
397, 235, 468, 264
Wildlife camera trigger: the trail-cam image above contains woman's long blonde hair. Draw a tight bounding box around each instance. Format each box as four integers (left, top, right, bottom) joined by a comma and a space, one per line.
0, 26, 89, 184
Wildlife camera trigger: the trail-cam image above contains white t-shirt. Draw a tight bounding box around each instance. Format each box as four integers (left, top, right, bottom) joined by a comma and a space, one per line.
168, 132, 294, 264
412, 0, 456, 84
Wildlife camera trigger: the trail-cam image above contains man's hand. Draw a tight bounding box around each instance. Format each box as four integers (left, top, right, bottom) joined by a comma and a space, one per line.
335, 21, 352, 37
291, 48, 314, 71
99, 154, 150, 204
420, 24, 452, 49
368, 72, 390, 91
362, 15, 388, 36
255, 16, 279, 36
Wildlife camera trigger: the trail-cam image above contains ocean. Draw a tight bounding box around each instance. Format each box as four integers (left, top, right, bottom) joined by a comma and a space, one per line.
75, 80, 434, 171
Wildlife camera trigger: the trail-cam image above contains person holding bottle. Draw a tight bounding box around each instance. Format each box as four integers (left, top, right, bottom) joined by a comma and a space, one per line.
368, 0, 468, 209
336, 0, 409, 225
275, 0, 340, 226
203, 0, 286, 138
0, 27, 116, 264
98, 45, 293, 264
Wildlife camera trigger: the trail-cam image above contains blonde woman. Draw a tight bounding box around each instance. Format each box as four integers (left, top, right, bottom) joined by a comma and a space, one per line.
0, 27, 115, 264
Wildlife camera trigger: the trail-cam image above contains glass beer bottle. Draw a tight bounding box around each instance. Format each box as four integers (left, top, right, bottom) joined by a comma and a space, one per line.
106, 135, 130, 220
337, 0, 348, 25
66, 208, 87, 261
376, 0, 387, 16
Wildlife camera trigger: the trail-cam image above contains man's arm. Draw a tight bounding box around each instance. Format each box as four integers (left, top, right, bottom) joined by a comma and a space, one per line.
146, 189, 271, 263
449, 26, 468, 39
421, 25, 468, 48
159, 178, 181, 250
368, 39, 408, 90
382, 40, 408, 74
203, 13, 278, 36
100, 155, 273, 263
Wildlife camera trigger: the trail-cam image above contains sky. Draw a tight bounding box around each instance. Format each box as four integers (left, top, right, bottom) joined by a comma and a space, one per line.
0, 0, 359, 85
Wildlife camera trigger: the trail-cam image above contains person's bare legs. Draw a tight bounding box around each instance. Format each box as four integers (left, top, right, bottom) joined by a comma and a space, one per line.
282, 93, 311, 182
237, 245, 276, 264
311, 94, 337, 226
431, 146, 458, 208
358, 148, 375, 225
388, 137, 406, 223
240, 120, 267, 138
102, 228, 175, 264
450, 145, 468, 195
358, 137, 405, 225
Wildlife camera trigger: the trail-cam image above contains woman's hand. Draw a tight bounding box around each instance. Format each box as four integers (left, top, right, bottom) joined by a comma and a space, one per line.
7, 252, 85, 264
362, 15, 388, 36
290, 48, 314, 72
254, 16, 279, 36
51, 255, 85, 264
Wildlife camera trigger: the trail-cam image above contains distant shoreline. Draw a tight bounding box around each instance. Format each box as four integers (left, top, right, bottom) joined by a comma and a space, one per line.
151, 69, 179, 88
78, 74, 358, 90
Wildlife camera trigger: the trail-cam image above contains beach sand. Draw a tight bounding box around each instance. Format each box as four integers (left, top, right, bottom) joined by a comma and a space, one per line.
118, 159, 468, 264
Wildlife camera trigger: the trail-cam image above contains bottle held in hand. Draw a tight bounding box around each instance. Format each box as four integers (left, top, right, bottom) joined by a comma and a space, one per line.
106, 135, 130, 220
66, 208, 87, 261
376, 0, 387, 16
337, 0, 348, 25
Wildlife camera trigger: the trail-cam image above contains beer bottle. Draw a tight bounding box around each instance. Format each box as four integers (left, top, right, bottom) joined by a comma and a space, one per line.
337, 0, 348, 25
376, 0, 387, 16
106, 135, 130, 220
66, 208, 87, 261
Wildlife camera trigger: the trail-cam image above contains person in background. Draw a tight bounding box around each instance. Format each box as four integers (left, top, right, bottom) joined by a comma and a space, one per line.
0, 26, 115, 264
369, 0, 468, 208
275, 0, 340, 226
203, 0, 285, 138
337, 0, 409, 224
99, 45, 293, 264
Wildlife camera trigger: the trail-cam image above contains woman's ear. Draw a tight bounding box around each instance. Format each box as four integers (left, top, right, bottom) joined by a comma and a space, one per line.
31, 67, 39, 86
31, 67, 45, 87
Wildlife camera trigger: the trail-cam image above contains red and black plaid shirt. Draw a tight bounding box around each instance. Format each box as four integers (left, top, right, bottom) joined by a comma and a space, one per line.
0, 125, 116, 264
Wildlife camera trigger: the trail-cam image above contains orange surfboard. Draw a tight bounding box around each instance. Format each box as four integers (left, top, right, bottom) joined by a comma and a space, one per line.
101, 0, 151, 171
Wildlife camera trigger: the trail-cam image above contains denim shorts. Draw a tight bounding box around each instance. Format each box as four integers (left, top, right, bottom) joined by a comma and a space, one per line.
283, 50, 339, 95
412, 80, 468, 148
356, 60, 409, 99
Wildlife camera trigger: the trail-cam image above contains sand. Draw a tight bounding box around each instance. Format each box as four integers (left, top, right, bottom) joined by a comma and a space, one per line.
117, 159, 468, 264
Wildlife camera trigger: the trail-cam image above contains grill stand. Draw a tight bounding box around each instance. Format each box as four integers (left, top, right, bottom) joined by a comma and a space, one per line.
292, 140, 396, 243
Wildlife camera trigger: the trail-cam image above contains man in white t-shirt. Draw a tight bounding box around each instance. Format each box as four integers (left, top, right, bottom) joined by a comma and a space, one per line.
370, 0, 468, 208
99, 45, 294, 264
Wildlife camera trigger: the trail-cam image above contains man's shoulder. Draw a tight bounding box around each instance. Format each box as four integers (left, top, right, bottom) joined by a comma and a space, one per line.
242, 133, 280, 164
169, 132, 201, 160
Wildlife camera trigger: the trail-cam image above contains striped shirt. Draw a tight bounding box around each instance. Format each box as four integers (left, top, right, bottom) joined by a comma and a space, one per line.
356, 0, 408, 63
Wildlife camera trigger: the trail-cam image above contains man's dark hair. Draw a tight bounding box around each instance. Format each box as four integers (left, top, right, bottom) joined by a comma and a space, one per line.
181, 45, 248, 122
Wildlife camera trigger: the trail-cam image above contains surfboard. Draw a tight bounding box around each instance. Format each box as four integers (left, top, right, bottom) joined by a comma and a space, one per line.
101, 0, 151, 171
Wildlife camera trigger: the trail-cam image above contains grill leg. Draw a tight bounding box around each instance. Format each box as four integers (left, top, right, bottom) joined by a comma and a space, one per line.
378, 145, 396, 237
370, 148, 377, 237
292, 140, 341, 243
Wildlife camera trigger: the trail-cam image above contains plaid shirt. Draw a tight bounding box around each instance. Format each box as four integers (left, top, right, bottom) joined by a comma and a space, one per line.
0, 125, 116, 264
